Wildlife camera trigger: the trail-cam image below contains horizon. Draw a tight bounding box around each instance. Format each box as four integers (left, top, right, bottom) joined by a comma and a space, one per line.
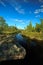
0, 0, 43, 29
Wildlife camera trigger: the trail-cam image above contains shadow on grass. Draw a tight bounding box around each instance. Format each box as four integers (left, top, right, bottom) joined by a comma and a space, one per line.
0, 35, 43, 65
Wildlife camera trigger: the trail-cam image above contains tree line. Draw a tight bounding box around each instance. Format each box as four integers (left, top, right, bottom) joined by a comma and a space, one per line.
25, 19, 43, 32
0, 17, 43, 34
0, 17, 20, 34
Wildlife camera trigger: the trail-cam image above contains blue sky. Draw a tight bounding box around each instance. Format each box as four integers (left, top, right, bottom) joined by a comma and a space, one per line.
0, 0, 43, 29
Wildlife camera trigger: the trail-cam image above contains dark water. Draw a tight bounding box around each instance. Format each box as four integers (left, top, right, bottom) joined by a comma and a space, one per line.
15, 33, 24, 41
15, 33, 36, 47
15, 33, 27, 48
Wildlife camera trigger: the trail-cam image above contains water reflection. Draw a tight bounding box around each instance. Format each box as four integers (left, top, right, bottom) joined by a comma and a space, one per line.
15, 33, 36, 47
15, 33, 24, 41
15, 33, 27, 48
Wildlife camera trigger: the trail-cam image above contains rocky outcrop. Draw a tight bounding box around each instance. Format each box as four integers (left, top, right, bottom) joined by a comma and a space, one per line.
0, 36, 26, 61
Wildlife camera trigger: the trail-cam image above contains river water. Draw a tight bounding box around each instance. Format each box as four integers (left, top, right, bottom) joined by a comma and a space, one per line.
15, 33, 37, 47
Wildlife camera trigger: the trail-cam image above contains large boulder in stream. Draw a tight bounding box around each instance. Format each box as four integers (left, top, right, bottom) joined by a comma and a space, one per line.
0, 36, 26, 61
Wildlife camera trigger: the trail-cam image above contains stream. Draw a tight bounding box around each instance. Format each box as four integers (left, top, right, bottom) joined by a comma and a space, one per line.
15, 33, 37, 47
15, 33, 27, 48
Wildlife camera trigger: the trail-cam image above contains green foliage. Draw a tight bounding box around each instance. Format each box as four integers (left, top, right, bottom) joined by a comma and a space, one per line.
22, 19, 43, 40
0, 17, 6, 33
0, 16, 21, 34
0, 17, 6, 26
35, 23, 41, 32
0, 17, 10, 34
26, 21, 33, 32
32, 26, 35, 32
40, 19, 43, 32
25, 19, 43, 33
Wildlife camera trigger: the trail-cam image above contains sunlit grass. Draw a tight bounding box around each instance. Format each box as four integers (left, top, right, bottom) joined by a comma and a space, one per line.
21, 31, 43, 40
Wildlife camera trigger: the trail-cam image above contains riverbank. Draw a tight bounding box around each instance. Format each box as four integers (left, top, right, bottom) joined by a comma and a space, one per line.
21, 31, 43, 40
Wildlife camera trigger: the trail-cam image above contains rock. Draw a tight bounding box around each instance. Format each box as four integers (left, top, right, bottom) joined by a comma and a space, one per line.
0, 41, 26, 61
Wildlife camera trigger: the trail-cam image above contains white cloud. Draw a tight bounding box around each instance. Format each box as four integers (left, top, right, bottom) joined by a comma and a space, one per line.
6, 0, 17, 6
34, 8, 43, 14
0, 0, 6, 7
35, 15, 40, 18
34, 9, 39, 14
15, 6, 25, 14
34, 4, 43, 14
24, 0, 29, 2
41, 5, 43, 8
6, 0, 25, 14
10, 18, 25, 24
40, 8, 43, 12
14, 19, 24, 23
39, 0, 43, 2
24, 0, 27, 2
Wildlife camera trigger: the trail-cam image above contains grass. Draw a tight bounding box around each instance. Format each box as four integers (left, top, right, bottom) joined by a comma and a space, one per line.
21, 31, 43, 40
